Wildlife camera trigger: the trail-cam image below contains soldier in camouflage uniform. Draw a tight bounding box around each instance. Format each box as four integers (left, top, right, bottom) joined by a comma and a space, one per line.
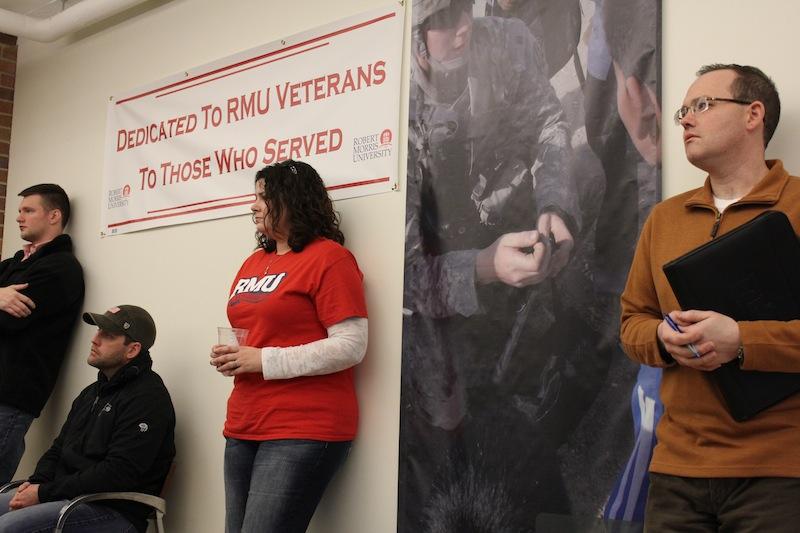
484, 0, 582, 79
399, 0, 587, 530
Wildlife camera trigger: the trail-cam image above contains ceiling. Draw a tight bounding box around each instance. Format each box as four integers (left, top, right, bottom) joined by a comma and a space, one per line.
0, 0, 151, 42
0, 0, 85, 18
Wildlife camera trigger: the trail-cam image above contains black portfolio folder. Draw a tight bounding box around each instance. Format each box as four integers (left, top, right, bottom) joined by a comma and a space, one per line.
662, 210, 800, 421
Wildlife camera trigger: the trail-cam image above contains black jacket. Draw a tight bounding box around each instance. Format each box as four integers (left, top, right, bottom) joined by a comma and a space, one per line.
30, 351, 176, 533
0, 234, 84, 416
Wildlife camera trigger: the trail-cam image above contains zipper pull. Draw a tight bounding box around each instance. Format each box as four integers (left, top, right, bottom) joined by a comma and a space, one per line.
710, 211, 722, 238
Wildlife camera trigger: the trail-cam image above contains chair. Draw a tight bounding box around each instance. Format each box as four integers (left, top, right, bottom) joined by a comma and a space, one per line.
0, 478, 168, 533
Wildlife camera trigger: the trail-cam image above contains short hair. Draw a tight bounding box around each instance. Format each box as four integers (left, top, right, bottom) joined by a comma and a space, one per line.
604, 0, 661, 95
697, 63, 780, 147
254, 160, 344, 253
18, 183, 71, 227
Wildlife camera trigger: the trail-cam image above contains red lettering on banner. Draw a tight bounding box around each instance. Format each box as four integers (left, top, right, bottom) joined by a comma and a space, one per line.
357, 65, 372, 87
273, 61, 388, 110
289, 137, 302, 159
227, 89, 271, 124
301, 79, 314, 103
276, 83, 290, 109
330, 128, 343, 150
227, 98, 238, 122
341, 69, 356, 92
313, 76, 326, 101
327, 73, 341, 97
116, 112, 198, 152
115, 62, 388, 155
175, 115, 186, 135
201, 104, 223, 129
372, 60, 386, 84
290, 83, 302, 107
160, 156, 212, 185
139, 167, 157, 190
197, 157, 211, 179
262, 128, 343, 165
317, 133, 328, 153
214, 146, 259, 174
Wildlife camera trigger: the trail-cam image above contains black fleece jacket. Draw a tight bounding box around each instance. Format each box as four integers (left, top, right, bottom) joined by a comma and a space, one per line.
0, 234, 84, 416
30, 351, 176, 533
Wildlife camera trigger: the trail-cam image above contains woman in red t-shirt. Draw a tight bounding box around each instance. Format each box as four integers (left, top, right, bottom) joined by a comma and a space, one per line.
210, 160, 368, 533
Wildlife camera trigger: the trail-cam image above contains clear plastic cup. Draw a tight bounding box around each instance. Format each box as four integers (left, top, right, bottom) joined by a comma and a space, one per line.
217, 327, 249, 347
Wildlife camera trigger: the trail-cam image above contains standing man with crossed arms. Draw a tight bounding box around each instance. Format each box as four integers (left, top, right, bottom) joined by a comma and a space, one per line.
0, 184, 84, 483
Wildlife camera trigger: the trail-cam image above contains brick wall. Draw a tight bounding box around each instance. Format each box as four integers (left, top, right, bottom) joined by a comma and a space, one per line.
0, 33, 15, 256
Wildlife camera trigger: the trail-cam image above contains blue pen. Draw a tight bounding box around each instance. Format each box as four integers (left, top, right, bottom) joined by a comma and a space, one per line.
663, 314, 701, 358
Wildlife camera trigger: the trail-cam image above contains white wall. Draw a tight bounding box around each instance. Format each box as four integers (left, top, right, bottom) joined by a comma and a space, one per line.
4, 1, 407, 532
662, 0, 800, 195
5, 1, 800, 532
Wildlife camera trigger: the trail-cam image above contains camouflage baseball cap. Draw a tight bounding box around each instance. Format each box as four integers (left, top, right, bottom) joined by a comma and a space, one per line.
83, 305, 157, 351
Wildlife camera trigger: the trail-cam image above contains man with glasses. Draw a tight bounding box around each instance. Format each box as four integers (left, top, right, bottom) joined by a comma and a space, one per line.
620, 63, 800, 531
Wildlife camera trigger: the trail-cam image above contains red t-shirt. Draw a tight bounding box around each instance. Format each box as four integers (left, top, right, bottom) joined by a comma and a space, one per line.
224, 238, 367, 441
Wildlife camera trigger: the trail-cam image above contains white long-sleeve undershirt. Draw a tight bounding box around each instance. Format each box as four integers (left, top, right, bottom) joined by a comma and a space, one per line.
261, 317, 368, 380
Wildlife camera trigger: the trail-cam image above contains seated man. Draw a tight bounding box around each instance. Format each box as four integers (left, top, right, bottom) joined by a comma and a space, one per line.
0, 305, 175, 533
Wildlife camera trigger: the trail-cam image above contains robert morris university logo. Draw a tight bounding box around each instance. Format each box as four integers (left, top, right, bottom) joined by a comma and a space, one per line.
352, 128, 393, 163
107, 186, 130, 209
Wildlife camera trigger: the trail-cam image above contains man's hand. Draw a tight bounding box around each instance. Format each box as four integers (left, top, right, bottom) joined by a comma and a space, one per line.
0, 283, 35, 318
9, 482, 40, 510
476, 230, 551, 287
537, 212, 574, 275
210, 345, 263, 377
658, 310, 740, 371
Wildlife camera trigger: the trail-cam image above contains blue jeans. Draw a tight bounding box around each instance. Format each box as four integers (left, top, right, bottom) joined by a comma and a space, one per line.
0, 490, 135, 532
0, 404, 34, 484
224, 438, 351, 533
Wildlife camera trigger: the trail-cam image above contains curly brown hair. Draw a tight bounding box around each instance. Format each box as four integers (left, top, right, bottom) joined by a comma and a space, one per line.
254, 160, 345, 252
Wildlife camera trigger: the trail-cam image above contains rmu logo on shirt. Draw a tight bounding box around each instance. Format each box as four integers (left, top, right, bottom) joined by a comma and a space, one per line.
229, 273, 286, 300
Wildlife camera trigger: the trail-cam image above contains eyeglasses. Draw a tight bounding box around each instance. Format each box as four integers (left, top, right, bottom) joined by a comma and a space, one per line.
674, 96, 753, 124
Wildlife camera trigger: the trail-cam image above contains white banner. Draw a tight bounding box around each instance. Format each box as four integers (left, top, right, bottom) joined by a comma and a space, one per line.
101, 4, 404, 236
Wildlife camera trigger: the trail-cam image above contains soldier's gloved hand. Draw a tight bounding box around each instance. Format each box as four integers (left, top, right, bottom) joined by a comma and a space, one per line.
475, 230, 551, 287
537, 212, 573, 276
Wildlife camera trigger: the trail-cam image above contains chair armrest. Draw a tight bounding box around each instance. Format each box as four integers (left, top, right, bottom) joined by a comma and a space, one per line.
0, 480, 25, 493
55, 492, 166, 533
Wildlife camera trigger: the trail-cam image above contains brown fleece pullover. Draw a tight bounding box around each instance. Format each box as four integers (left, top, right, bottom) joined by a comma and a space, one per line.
621, 160, 800, 477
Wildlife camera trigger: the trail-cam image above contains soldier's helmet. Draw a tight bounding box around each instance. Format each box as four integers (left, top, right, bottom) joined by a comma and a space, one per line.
413, 0, 473, 29
413, 0, 450, 28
